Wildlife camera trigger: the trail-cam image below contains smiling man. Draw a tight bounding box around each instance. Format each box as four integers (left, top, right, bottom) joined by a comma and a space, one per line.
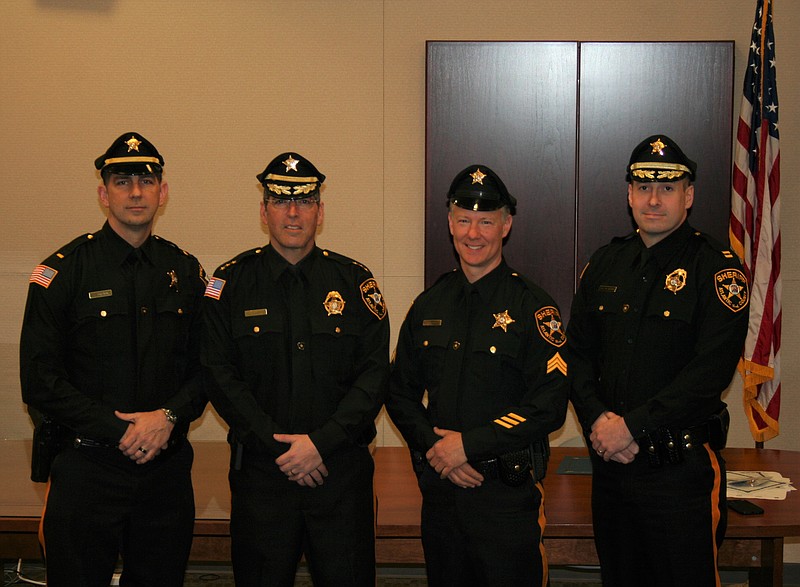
387, 164, 569, 586
20, 132, 208, 586
567, 135, 750, 587
202, 152, 389, 586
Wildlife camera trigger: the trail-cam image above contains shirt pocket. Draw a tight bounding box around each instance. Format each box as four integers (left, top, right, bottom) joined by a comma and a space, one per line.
231, 308, 284, 361
73, 293, 130, 352
309, 313, 363, 382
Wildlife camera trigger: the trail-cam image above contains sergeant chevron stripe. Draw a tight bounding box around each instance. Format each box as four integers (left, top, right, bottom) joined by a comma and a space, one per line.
547, 352, 568, 376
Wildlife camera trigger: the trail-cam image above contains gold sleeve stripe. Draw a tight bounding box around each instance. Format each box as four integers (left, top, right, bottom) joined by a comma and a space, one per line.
506, 412, 526, 423
494, 419, 514, 429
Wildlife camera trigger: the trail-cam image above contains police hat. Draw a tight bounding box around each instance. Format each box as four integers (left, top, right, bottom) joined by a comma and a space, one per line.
626, 134, 696, 183
447, 165, 517, 216
256, 152, 326, 199
94, 132, 164, 176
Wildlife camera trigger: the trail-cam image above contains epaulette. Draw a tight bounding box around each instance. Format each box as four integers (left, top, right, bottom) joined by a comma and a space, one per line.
48, 232, 98, 263
152, 234, 197, 259
610, 230, 638, 244
320, 249, 371, 274
690, 231, 739, 260
216, 246, 266, 273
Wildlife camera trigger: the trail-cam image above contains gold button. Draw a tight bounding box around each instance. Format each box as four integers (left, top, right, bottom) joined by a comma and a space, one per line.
335, 327, 341, 334
253, 326, 260, 333
622, 304, 630, 313
140, 307, 148, 315
489, 346, 496, 354
178, 308, 184, 315
423, 340, 429, 347
297, 342, 305, 350
100, 310, 107, 317
452, 341, 461, 350
599, 305, 604, 311
664, 310, 671, 317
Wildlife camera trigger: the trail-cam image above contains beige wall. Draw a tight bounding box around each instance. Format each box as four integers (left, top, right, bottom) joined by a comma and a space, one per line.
3, 0, 800, 556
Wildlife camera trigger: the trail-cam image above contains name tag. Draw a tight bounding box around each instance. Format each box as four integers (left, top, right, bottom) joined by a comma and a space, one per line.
422, 319, 442, 327
88, 289, 113, 299
244, 308, 268, 317
598, 285, 618, 293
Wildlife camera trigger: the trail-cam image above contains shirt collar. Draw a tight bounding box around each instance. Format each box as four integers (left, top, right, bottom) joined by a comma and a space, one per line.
100, 221, 153, 266
643, 221, 693, 269
459, 259, 510, 300
266, 244, 319, 282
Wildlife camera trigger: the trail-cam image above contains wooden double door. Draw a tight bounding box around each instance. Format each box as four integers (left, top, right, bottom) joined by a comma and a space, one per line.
426, 41, 734, 315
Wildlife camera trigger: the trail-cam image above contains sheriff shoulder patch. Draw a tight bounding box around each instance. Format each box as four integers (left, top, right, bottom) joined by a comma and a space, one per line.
535, 306, 566, 347
714, 269, 749, 312
360, 278, 387, 320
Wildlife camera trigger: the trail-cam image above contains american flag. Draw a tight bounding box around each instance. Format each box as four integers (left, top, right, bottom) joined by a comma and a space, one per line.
29, 265, 58, 289
204, 277, 226, 300
729, 0, 781, 443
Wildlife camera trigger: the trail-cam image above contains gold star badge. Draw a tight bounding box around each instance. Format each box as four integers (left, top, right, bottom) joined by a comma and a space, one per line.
283, 155, 300, 172
470, 168, 487, 185
125, 136, 142, 152
650, 138, 666, 155
492, 309, 515, 332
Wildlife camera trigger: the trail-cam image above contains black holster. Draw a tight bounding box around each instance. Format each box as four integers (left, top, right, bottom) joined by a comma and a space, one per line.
31, 418, 71, 483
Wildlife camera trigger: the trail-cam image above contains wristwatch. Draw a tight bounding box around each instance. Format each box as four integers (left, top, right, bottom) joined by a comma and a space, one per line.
161, 408, 178, 425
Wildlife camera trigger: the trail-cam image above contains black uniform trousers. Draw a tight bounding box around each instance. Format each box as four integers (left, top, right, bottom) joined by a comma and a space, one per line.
229, 444, 375, 587
42, 441, 195, 587
590, 444, 726, 587
418, 466, 548, 587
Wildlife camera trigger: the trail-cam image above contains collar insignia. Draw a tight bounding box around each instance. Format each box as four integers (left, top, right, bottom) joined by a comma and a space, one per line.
492, 309, 515, 333
324, 291, 346, 316
665, 268, 687, 294
125, 136, 142, 152
470, 168, 487, 185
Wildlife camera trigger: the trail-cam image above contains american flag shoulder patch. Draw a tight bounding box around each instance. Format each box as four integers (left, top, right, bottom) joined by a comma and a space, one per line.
204, 277, 226, 300
30, 265, 58, 288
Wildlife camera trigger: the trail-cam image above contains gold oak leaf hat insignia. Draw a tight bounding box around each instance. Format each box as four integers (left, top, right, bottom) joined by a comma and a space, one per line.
447, 164, 517, 215
256, 152, 326, 199
492, 310, 515, 333
626, 134, 696, 183
95, 132, 164, 176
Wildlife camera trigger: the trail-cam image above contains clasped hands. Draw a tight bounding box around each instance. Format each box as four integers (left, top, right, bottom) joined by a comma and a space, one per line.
274, 433, 329, 488
590, 411, 639, 464
426, 427, 484, 489
116, 409, 173, 464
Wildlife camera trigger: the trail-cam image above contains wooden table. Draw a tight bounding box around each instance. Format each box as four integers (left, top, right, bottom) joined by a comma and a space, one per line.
2, 441, 799, 586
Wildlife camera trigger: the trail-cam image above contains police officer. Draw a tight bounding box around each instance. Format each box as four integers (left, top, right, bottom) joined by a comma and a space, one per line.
202, 152, 389, 586
567, 135, 750, 587
20, 132, 208, 586
386, 165, 569, 586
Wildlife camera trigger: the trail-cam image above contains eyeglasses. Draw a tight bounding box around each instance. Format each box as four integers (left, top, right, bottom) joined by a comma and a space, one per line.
266, 197, 320, 209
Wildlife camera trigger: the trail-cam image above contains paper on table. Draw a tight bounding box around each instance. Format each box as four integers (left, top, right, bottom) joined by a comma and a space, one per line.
727, 471, 795, 500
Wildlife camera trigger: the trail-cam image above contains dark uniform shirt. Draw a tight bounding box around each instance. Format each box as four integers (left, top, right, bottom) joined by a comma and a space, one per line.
202, 244, 389, 459
387, 261, 568, 461
568, 221, 750, 438
20, 221, 207, 441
